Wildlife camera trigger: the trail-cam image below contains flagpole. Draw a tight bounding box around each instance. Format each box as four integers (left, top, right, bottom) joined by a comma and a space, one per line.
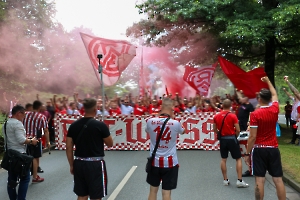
97, 54, 105, 121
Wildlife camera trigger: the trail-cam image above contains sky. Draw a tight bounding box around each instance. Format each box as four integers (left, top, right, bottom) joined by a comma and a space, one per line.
54, 0, 145, 40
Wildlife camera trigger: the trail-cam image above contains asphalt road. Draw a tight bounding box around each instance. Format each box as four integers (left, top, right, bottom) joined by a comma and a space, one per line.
0, 149, 293, 200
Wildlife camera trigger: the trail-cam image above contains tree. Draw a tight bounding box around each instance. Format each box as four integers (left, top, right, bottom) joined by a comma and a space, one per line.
127, 0, 300, 87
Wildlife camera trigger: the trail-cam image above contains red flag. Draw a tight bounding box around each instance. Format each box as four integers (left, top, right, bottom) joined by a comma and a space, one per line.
183, 62, 218, 96
218, 56, 268, 98
139, 47, 145, 97
80, 32, 136, 86
165, 85, 169, 96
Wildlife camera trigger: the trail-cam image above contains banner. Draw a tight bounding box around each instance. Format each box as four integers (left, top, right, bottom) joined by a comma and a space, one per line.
80, 32, 137, 86
183, 62, 218, 96
218, 56, 268, 98
54, 114, 222, 151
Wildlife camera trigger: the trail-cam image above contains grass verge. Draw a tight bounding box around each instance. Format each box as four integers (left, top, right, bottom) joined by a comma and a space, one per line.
278, 124, 300, 184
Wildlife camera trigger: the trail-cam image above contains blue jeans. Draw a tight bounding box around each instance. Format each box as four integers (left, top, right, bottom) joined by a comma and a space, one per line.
7, 170, 30, 200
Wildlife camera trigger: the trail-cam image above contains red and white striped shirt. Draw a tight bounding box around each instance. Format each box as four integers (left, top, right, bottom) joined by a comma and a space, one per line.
23, 111, 48, 138
249, 101, 279, 147
146, 116, 184, 168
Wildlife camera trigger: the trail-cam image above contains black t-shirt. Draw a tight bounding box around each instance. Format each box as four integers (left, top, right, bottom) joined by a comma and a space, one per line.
238, 103, 254, 121
67, 117, 110, 157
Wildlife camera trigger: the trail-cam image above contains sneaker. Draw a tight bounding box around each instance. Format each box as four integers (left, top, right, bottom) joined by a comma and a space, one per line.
223, 179, 230, 186
37, 166, 44, 173
242, 170, 252, 177
236, 180, 249, 188
32, 175, 44, 183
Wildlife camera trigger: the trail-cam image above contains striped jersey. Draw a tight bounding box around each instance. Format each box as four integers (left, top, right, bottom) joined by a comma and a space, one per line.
23, 111, 48, 138
249, 101, 279, 147
145, 116, 184, 168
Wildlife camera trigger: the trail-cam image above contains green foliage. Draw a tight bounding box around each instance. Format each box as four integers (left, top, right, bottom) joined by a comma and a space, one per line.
129, 0, 300, 87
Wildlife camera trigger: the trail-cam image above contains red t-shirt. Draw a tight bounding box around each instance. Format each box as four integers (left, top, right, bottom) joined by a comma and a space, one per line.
109, 107, 121, 116
180, 103, 186, 112
149, 104, 161, 114
203, 107, 215, 112
249, 101, 279, 147
173, 106, 181, 115
213, 111, 238, 136
133, 105, 148, 115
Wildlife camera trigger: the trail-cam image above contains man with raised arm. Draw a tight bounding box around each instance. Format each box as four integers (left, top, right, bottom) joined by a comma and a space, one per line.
283, 76, 300, 145
245, 76, 286, 200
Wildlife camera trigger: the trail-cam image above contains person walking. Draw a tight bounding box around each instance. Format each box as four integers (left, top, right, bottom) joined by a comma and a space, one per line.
3, 105, 38, 200
145, 97, 185, 200
245, 76, 286, 200
213, 99, 249, 188
66, 98, 113, 200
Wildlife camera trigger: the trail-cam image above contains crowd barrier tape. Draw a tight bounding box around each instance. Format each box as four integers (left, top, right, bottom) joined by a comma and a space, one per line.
54, 113, 248, 154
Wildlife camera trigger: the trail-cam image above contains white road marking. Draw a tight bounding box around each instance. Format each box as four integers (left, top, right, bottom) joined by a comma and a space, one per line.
107, 166, 137, 200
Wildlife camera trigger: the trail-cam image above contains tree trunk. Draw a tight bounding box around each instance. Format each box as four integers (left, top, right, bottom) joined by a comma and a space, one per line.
264, 36, 276, 88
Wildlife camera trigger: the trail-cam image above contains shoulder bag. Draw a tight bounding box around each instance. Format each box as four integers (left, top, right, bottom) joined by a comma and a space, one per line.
217, 112, 230, 140
145, 117, 170, 173
1, 122, 34, 177
75, 118, 94, 145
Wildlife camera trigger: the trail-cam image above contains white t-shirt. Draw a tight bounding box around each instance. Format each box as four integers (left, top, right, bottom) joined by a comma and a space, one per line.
97, 110, 109, 116
145, 117, 184, 168
67, 109, 80, 115
120, 104, 133, 115
291, 99, 300, 121
184, 106, 196, 114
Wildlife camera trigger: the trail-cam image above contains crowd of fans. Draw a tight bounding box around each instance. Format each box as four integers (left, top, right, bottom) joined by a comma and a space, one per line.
1, 90, 250, 144
1, 76, 299, 147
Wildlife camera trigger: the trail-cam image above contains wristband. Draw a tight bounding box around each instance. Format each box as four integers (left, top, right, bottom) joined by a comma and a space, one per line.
244, 153, 250, 156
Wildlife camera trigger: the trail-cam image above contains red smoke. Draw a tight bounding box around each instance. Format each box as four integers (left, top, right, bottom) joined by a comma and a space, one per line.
139, 46, 189, 97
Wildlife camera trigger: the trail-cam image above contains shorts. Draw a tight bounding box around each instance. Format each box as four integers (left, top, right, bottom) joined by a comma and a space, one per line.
146, 165, 179, 190
73, 160, 107, 199
220, 137, 241, 159
252, 148, 283, 177
26, 141, 42, 158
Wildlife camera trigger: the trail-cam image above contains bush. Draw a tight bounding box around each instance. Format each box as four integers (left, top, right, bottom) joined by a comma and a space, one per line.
279, 104, 285, 114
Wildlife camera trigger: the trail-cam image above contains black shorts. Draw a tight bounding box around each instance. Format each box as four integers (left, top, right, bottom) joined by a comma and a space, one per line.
73, 160, 107, 199
146, 165, 179, 190
220, 137, 241, 159
252, 148, 283, 177
26, 141, 42, 158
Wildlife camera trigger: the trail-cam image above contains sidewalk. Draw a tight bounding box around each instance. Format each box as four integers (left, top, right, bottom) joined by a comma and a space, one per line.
265, 173, 300, 200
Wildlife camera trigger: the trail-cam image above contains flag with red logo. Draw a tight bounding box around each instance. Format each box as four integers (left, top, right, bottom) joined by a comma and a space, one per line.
183, 62, 218, 96
80, 32, 137, 86
218, 56, 268, 98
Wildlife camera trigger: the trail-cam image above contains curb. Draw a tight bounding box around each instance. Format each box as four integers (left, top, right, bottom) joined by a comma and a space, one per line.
278, 124, 300, 194
283, 172, 300, 193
